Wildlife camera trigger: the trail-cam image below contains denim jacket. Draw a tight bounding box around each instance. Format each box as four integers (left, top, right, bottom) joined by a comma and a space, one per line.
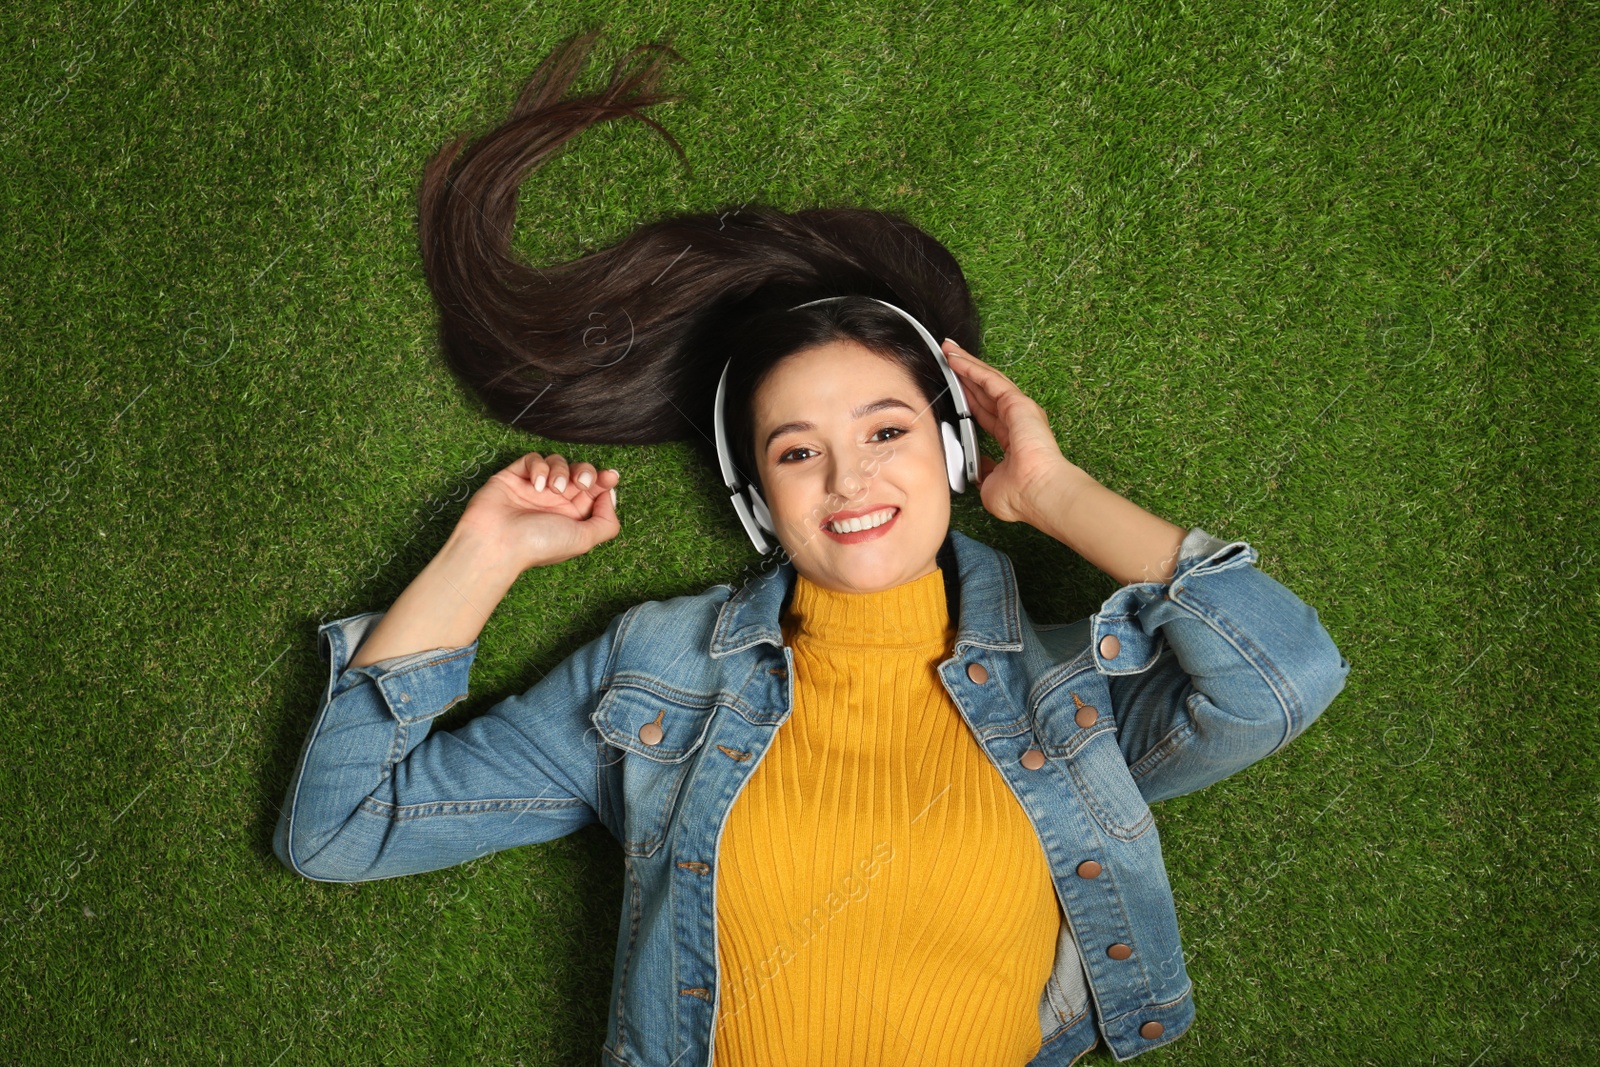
274, 526, 1350, 1066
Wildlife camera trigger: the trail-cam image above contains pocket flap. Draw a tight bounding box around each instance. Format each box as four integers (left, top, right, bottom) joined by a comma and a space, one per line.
592, 680, 716, 763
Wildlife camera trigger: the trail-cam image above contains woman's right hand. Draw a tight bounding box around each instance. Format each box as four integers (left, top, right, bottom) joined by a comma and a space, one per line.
455, 452, 621, 573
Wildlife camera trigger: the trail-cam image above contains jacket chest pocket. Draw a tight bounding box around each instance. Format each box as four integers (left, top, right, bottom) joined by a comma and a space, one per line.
591, 681, 716, 858
1033, 675, 1154, 842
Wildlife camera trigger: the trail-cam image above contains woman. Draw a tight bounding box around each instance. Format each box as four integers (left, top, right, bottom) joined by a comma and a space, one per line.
273, 30, 1350, 1067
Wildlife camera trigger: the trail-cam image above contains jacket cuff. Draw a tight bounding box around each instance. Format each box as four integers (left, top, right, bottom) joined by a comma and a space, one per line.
1090, 526, 1251, 674
317, 611, 478, 725
1177, 525, 1230, 564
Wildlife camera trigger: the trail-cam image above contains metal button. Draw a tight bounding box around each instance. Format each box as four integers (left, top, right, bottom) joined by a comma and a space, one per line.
1072, 692, 1098, 728
967, 662, 988, 684
1020, 748, 1045, 770
1076, 859, 1102, 879
1099, 634, 1121, 660
1139, 1021, 1164, 1039
640, 710, 665, 746
1107, 943, 1132, 960
400, 692, 410, 703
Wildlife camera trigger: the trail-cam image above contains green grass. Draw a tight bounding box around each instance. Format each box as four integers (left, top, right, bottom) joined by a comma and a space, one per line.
2, 1, 1595, 1063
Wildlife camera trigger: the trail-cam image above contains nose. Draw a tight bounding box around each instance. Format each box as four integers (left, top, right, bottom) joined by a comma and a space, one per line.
825, 451, 870, 511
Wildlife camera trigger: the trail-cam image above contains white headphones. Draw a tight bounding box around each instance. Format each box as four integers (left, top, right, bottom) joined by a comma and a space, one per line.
712, 295, 980, 554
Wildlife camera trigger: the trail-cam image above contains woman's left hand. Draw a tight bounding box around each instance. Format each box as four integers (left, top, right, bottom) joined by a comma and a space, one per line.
942, 338, 1073, 525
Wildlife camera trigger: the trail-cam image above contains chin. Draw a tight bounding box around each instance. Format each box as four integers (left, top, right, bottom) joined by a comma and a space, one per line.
839, 549, 934, 588
784, 510, 946, 582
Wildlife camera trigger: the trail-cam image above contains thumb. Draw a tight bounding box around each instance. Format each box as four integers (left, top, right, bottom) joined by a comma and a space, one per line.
586, 479, 621, 538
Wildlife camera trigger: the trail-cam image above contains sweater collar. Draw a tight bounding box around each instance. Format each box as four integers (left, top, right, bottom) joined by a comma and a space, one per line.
709, 528, 1025, 658
781, 565, 952, 649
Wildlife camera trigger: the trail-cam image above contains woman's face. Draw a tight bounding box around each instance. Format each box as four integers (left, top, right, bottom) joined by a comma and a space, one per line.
750, 339, 951, 594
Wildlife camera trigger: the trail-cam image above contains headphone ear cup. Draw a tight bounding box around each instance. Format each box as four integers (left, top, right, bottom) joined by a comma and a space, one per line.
941, 420, 966, 493
729, 489, 772, 554
749, 485, 775, 534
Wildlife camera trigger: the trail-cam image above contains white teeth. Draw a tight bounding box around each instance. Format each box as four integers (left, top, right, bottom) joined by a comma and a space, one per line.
827, 507, 896, 534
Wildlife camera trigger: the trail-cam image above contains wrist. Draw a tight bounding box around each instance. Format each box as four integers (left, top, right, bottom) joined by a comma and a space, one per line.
346, 525, 521, 670
440, 524, 524, 591
1024, 461, 1099, 542
1027, 461, 1187, 585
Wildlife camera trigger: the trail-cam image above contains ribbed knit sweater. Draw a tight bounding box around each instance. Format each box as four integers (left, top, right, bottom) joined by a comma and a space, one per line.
712, 563, 1062, 1066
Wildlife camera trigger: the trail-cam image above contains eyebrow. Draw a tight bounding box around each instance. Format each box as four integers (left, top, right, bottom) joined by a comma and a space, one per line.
762, 397, 918, 453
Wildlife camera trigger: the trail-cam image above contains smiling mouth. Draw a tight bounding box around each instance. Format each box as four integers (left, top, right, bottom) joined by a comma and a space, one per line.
821, 506, 899, 541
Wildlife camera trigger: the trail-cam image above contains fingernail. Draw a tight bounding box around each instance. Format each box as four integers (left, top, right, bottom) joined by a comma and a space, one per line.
534, 474, 546, 492
610, 487, 618, 509
553, 475, 567, 491
578, 471, 594, 488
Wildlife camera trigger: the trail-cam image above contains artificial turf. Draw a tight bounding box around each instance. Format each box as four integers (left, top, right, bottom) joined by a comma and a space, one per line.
2, 1, 1595, 1064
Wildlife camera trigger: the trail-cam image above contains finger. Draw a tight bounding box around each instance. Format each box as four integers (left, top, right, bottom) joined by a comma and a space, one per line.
960, 391, 999, 441
949, 356, 1034, 449
946, 345, 999, 396
546, 453, 570, 492
966, 389, 1012, 451
570, 460, 600, 490
949, 348, 1020, 395
525, 453, 551, 493
588, 471, 620, 533
954, 367, 1001, 430
942, 338, 993, 370
944, 339, 1021, 394
956, 366, 1000, 421
578, 463, 618, 493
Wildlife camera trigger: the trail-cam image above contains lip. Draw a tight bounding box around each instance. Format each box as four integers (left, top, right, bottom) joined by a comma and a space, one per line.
821, 506, 899, 544
822, 504, 897, 526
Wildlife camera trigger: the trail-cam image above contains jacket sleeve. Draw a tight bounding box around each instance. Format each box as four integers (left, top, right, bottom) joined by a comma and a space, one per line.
1095, 527, 1351, 806
272, 607, 627, 883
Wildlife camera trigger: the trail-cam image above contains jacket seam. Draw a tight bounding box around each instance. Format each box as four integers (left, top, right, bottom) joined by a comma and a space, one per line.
1101, 979, 1193, 1022
1036, 1007, 1092, 1048
390, 690, 468, 726
594, 607, 636, 839
604, 604, 637, 687
1065, 1035, 1099, 1066
1169, 583, 1300, 755
369, 645, 476, 680
997, 549, 1021, 646
1030, 656, 1096, 711
618, 855, 639, 1053
280, 669, 350, 880
604, 673, 724, 709
1128, 715, 1197, 785
1067, 753, 1154, 841
356, 795, 589, 818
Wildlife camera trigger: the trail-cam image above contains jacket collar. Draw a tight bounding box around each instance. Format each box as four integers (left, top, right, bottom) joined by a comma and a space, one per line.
708, 528, 1024, 658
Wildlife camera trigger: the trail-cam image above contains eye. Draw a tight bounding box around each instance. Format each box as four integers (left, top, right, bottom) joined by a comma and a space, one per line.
777, 426, 908, 464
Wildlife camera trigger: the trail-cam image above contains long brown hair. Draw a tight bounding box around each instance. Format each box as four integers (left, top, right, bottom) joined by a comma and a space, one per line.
416, 27, 985, 499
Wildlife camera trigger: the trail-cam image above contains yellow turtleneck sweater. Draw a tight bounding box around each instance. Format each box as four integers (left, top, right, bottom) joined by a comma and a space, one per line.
713, 564, 1063, 1066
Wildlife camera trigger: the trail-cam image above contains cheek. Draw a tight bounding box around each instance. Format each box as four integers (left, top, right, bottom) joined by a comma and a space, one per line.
920, 437, 954, 487
773, 486, 819, 533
